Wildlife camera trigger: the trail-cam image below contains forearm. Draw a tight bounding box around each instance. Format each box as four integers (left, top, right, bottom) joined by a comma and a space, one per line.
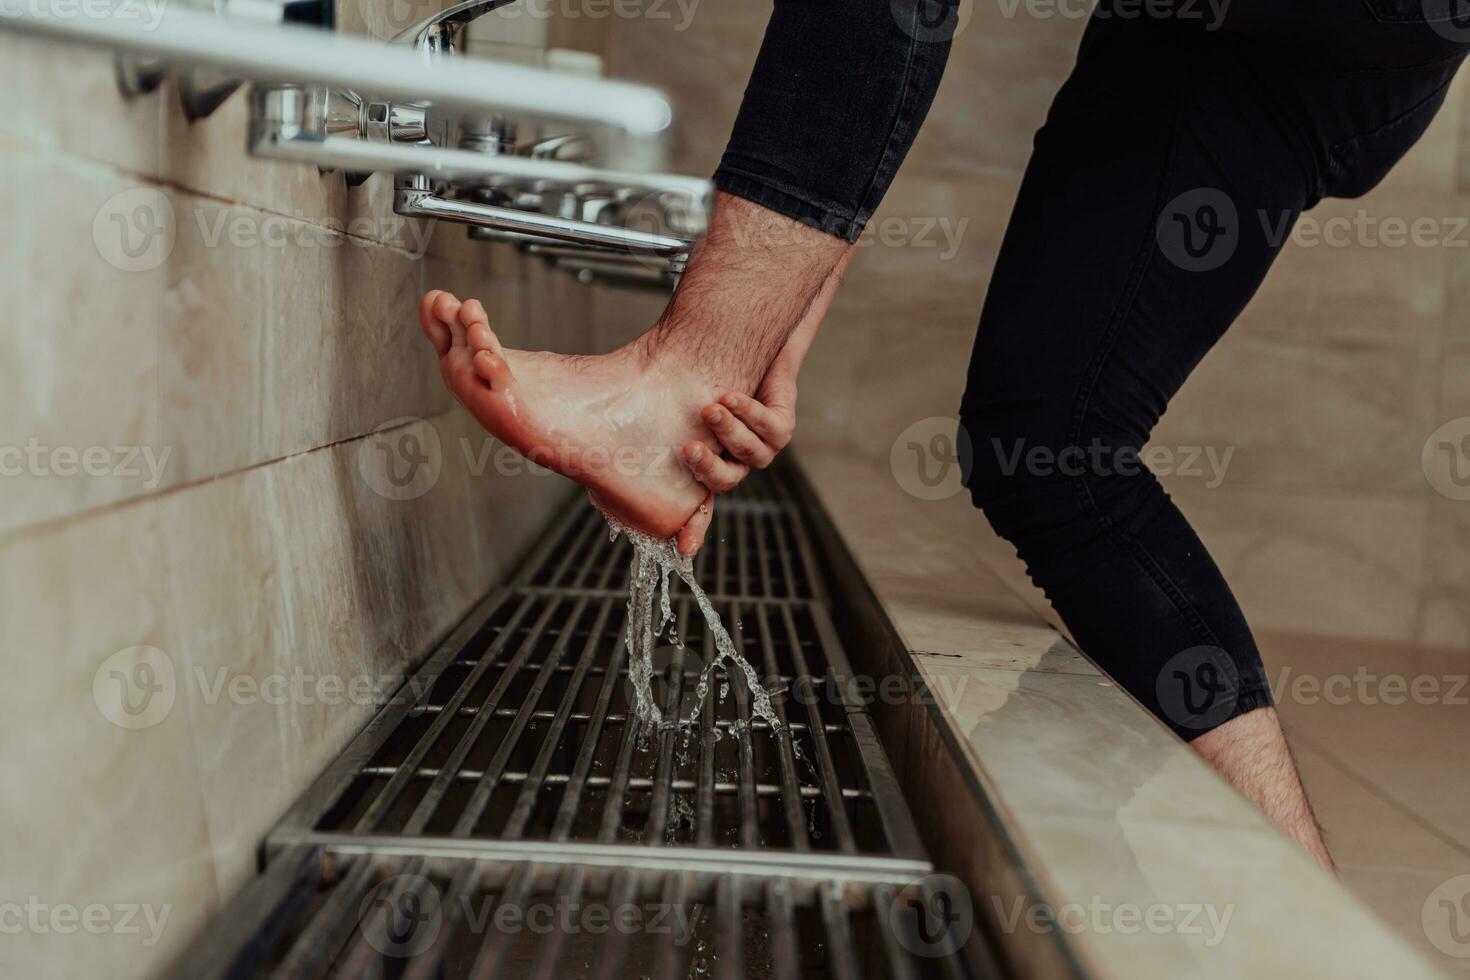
715, 0, 958, 242
648, 192, 849, 392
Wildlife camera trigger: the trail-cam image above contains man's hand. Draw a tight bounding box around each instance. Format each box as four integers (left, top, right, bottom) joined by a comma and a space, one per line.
673, 350, 799, 556
672, 246, 851, 556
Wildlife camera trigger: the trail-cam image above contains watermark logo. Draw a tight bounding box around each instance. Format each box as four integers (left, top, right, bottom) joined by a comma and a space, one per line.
0, 440, 172, 487
1155, 645, 1239, 731
625, 643, 708, 717
993, 894, 1234, 945
1423, 875, 1470, 957
359, 874, 443, 959
93, 187, 175, 273
893, 0, 971, 42
363, 0, 441, 39
891, 417, 972, 501
363, 0, 702, 40
1422, 417, 1470, 501
991, 0, 1232, 30
1272, 665, 1468, 708
0, 898, 171, 946
93, 646, 176, 730
1157, 188, 1238, 272
987, 437, 1234, 489
0, 0, 169, 30
1425, 0, 1470, 43
357, 417, 443, 501
889, 874, 974, 957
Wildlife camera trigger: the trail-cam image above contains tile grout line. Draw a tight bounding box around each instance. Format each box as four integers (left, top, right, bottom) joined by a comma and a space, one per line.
1292, 726, 1470, 861
0, 413, 454, 549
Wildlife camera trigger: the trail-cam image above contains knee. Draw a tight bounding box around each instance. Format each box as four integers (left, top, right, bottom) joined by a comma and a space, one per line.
960, 405, 1169, 567
958, 405, 1089, 550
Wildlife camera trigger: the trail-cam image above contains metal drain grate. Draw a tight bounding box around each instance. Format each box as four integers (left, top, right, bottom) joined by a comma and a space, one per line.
172, 469, 977, 979
176, 848, 965, 980
522, 497, 820, 601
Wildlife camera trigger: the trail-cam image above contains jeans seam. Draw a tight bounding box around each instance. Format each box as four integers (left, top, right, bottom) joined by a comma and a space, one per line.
1062, 94, 1227, 655
1325, 74, 1457, 187
853, 4, 925, 224
713, 164, 865, 238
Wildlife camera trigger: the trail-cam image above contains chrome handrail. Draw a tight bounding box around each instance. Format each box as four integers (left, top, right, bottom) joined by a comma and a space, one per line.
0, 0, 674, 159
396, 188, 693, 256
0, 0, 705, 284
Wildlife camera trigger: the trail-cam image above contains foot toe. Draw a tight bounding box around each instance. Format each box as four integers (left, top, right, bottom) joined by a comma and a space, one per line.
458, 298, 488, 330
432, 291, 466, 347
418, 290, 451, 354
473, 348, 513, 388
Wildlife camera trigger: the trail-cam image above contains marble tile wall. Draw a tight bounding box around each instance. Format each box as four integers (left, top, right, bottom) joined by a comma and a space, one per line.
601, 5, 1470, 651
0, 6, 609, 977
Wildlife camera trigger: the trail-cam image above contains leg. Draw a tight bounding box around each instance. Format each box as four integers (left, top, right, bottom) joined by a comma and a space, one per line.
1193, 707, 1335, 873
960, 9, 1464, 856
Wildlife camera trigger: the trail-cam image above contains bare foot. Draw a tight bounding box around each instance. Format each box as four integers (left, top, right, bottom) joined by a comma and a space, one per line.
418, 289, 718, 540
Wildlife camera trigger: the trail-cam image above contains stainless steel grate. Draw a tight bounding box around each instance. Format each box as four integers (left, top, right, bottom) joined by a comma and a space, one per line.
170, 468, 980, 979
176, 848, 967, 980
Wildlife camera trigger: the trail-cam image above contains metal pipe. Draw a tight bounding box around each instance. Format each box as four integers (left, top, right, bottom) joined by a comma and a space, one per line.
0, 0, 674, 145
250, 127, 709, 211
398, 188, 693, 256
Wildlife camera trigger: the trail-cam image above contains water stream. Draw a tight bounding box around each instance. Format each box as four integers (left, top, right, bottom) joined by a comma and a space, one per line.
602, 512, 781, 733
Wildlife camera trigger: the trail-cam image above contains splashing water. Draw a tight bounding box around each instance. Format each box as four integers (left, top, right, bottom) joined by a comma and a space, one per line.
603, 513, 780, 732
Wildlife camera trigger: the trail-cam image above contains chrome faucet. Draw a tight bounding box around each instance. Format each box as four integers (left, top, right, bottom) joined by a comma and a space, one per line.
3, 0, 709, 285
396, 0, 519, 59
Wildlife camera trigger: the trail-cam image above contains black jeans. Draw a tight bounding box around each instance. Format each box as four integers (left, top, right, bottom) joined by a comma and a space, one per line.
717, 1, 1470, 738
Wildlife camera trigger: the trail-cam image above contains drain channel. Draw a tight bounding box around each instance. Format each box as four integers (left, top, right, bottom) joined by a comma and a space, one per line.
170, 469, 976, 979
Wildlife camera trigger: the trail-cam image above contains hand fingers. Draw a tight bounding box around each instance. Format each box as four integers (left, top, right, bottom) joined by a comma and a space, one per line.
702, 404, 777, 469
676, 492, 715, 556
720, 392, 795, 451
683, 441, 751, 493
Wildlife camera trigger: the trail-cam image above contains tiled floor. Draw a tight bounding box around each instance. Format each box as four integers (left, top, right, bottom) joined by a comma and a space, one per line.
1260, 631, 1470, 976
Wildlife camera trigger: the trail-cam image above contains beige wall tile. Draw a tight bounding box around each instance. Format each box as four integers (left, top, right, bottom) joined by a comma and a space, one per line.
1251, 193, 1451, 352
1, 34, 164, 176
158, 191, 451, 484
1155, 331, 1439, 496
604, 7, 763, 174
1418, 355, 1470, 647
1167, 484, 1427, 642
1446, 237, 1470, 353
0, 152, 167, 536
0, 504, 217, 980
1377, 59, 1468, 200
906, 11, 1083, 183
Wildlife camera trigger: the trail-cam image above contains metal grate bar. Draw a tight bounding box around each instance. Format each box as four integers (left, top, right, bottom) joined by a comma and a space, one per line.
271, 858, 377, 980
404, 595, 570, 836
641, 597, 691, 843
592, 869, 640, 980
500, 595, 617, 839
524, 863, 585, 980
355, 768, 872, 800
714, 873, 743, 980
874, 884, 922, 980
766, 877, 801, 980
781, 603, 858, 852
696, 661, 717, 848
348, 595, 539, 834
752, 603, 810, 851
728, 621, 762, 849
651, 871, 690, 980
548, 619, 629, 841
819, 879, 862, 980
449, 595, 596, 837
